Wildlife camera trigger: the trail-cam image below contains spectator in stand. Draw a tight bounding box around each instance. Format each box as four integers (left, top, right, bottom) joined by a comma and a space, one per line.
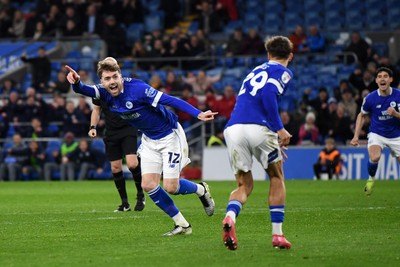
329, 103, 353, 145
149, 74, 164, 91
130, 41, 149, 70
288, 25, 307, 53
1, 91, 23, 122
78, 70, 95, 85
163, 71, 183, 95
8, 9, 25, 39
62, 19, 81, 37
160, 0, 182, 28
184, 35, 207, 69
225, 27, 246, 56
215, 85, 236, 132
32, 20, 46, 40
182, 70, 221, 98
197, 0, 222, 34
18, 117, 50, 139
0, 112, 9, 138
333, 79, 352, 102
0, 78, 18, 94
60, 5, 82, 35
146, 39, 167, 70
344, 31, 372, 67
20, 46, 51, 92
349, 68, 376, 94
63, 100, 87, 137
0, 7, 12, 38
327, 97, 338, 121
215, 0, 239, 24
66, 139, 106, 181
0, 133, 28, 181
47, 70, 71, 94
176, 84, 199, 130
164, 38, 186, 68
309, 87, 330, 144
23, 9, 41, 38
204, 87, 218, 111
101, 15, 127, 58
44, 5, 62, 36
297, 111, 319, 145
21, 140, 46, 180
242, 28, 265, 55
43, 131, 79, 181
280, 111, 299, 145
76, 96, 92, 122
313, 138, 342, 180
83, 3, 103, 36
339, 88, 358, 122
48, 93, 66, 123
298, 25, 325, 53
19, 94, 47, 123
121, 0, 144, 24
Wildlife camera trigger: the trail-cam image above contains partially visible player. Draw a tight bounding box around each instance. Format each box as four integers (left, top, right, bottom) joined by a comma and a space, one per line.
89, 98, 145, 212
222, 36, 293, 250
66, 58, 216, 236
88, 57, 144, 212
351, 67, 400, 195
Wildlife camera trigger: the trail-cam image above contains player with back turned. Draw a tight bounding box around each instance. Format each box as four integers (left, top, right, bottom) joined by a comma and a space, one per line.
351, 67, 400, 195
66, 58, 217, 236
222, 36, 294, 250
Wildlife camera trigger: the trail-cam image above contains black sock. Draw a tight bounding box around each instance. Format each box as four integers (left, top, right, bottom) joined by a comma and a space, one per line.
113, 171, 128, 204
130, 158, 143, 197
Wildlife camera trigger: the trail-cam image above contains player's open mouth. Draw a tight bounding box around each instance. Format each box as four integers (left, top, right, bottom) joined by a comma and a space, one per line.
109, 85, 118, 92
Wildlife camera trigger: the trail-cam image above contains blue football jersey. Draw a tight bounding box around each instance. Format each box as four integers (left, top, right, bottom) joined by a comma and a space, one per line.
226, 61, 293, 132
72, 78, 201, 139
361, 88, 400, 138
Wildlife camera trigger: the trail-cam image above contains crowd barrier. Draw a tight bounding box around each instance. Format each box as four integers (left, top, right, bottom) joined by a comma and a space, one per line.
203, 146, 399, 181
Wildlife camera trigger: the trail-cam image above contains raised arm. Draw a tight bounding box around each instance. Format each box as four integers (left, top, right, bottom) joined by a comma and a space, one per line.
65, 65, 100, 98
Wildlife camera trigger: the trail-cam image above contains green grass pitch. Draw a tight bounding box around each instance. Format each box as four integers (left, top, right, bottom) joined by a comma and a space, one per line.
1, 180, 399, 267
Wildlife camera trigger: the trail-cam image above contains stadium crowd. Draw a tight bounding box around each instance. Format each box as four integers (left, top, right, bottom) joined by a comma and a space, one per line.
0, 0, 400, 181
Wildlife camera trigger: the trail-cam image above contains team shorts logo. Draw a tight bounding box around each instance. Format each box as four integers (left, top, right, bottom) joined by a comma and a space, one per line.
281, 71, 291, 84
125, 101, 133, 109
390, 101, 396, 108
145, 87, 157, 98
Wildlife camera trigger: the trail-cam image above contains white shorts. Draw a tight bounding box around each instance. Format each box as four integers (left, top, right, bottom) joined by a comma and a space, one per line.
138, 123, 191, 179
224, 124, 281, 174
368, 132, 400, 157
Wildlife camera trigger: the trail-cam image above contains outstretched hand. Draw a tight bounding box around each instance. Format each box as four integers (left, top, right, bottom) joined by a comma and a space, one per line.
197, 110, 218, 121
65, 65, 80, 84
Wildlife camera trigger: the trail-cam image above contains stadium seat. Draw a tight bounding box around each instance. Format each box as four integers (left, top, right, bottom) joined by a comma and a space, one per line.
223, 20, 243, 35
90, 139, 105, 153
144, 11, 165, 33
126, 23, 144, 43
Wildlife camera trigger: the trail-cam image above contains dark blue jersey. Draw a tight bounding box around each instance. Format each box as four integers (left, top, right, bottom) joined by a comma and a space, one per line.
226, 61, 293, 132
361, 87, 400, 138
72, 78, 201, 139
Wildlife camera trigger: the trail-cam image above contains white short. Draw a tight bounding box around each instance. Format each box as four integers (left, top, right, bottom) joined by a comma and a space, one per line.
224, 124, 281, 174
138, 123, 191, 179
368, 132, 400, 157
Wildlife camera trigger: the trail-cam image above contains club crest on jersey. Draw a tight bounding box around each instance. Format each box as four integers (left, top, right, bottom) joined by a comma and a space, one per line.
145, 87, 157, 98
125, 101, 133, 109
390, 101, 396, 108
281, 71, 291, 84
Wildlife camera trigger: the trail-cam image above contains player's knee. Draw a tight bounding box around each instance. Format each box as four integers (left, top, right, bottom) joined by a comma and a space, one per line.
141, 180, 159, 193
111, 165, 122, 173
370, 154, 380, 163
163, 183, 178, 194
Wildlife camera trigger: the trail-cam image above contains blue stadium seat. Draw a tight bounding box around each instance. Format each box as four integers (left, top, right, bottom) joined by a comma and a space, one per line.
126, 23, 144, 43
223, 20, 243, 35
144, 11, 165, 32
91, 139, 105, 153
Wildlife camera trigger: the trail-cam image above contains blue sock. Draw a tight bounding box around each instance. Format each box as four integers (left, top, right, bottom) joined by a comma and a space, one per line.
148, 185, 179, 217
367, 160, 378, 177
270, 205, 285, 223
226, 200, 242, 217
174, 179, 198, 195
